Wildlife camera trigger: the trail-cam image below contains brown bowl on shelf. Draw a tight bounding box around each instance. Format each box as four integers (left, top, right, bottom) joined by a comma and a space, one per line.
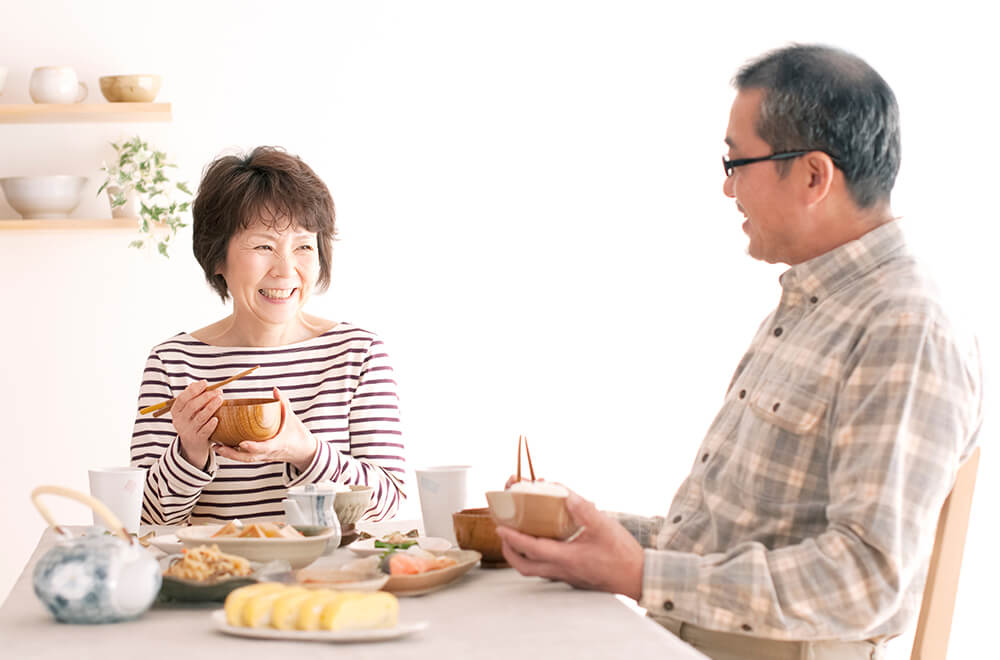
99, 74, 162, 102
452, 507, 507, 567
210, 397, 284, 447
485, 490, 578, 540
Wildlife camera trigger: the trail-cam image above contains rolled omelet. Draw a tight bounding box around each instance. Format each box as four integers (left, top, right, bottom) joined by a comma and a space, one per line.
296, 590, 345, 631
223, 583, 286, 626
320, 591, 399, 631
224, 585, 399, 632
243, 586, 308, 628
271, 588, 316, 630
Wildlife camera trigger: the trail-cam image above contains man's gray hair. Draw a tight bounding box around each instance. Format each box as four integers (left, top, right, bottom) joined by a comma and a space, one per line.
734, 44, 901, 209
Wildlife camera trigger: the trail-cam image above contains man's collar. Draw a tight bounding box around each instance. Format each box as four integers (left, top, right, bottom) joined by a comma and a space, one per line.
778, 220, 908, 301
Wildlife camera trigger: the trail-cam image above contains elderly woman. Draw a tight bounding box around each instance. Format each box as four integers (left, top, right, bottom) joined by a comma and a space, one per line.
130, 146, 404, 525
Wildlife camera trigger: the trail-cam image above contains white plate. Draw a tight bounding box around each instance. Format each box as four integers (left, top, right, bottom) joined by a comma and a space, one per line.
211, 610, 428, 642
347, 536, 452, 557
149, 533, 183, 554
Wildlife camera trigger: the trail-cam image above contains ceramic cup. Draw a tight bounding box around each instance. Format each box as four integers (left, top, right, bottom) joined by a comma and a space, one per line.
30, 66, 87, 103
0, 66, 8, 96
416, 465, 470, 545
283, 483, 346, 527
88, 467, 146, 534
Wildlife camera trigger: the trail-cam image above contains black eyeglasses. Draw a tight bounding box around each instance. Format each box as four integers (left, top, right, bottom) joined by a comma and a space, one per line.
722, 150, 810, 177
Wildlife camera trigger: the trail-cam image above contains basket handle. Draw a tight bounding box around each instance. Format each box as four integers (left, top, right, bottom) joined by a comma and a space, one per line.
31, 485, 132, 544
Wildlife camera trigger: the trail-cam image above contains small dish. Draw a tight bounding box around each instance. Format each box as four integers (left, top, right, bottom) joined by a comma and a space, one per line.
382, 549, 481, 597
176, 524, 337, 569
211, 610, 428, 642
148, 533, 183, 554
294, 562, 389, 592
347, 536, 452, 557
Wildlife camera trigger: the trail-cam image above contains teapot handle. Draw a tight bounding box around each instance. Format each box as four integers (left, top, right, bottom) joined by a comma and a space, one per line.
31, 485, 132, 543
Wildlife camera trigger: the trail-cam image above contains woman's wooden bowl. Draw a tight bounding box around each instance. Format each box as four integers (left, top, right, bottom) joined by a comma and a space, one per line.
210, 397, 284, 447
452, 507, 506, 566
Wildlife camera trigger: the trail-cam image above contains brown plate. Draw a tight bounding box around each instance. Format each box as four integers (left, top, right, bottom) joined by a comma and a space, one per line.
382, 549, 481, 597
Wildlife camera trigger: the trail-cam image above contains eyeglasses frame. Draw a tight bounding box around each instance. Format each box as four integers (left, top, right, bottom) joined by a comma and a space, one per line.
722, 150, 813, 177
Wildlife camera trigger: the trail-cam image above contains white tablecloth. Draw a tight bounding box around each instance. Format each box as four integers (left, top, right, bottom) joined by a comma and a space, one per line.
1, 523, 706, 659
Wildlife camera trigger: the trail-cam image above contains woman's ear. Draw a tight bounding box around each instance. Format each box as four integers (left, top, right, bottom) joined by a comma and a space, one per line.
803, 151, 835, 207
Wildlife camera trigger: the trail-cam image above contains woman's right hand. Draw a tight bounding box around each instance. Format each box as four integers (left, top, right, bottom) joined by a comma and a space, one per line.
170, 380, 224, 469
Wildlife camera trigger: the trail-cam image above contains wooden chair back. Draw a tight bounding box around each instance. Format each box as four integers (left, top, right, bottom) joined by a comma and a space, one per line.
910, 446, 981, 660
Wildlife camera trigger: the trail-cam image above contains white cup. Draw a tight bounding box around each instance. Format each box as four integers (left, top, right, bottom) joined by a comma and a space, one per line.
88, 467, 146, 534
0, 66, 8, 96
416, 465, 470, 544
29, 66, 87, 104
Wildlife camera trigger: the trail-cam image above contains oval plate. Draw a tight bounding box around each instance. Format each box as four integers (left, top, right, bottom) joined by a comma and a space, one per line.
383, 549, 481, 597
347, 536, 452, 557
175, 525, 337, 569
211, 610, 428, 642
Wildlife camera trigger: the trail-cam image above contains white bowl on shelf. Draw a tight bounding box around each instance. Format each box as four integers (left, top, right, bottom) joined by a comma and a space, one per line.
0, 175, 87, 219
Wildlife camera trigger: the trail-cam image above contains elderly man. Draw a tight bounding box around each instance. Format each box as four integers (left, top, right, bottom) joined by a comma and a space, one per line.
496, 44, 983, 660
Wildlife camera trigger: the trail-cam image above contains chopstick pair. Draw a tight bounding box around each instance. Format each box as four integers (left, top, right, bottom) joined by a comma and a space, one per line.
516, 434, 535, 482
138, 365, 260, 418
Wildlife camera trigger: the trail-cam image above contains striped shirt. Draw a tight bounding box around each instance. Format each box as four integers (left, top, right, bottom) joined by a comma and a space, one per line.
129, 322, 405, 525
616, 221, 982, 642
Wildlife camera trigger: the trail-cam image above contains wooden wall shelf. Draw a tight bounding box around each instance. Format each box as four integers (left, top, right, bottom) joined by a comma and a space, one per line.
0, 218, 138, 231
0, 103, 171, 124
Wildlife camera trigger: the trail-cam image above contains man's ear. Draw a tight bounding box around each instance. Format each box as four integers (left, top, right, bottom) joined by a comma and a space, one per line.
802, 151, 836, 207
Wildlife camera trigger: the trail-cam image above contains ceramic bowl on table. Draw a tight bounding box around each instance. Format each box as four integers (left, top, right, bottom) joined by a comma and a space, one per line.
334, 485, 373, 545
175, 524, 337, 569
99, 74, 162, 102
210, 397, 284, 447
485, 485, 579, 540
452, 507, 506, 567
0, 175, 87, 219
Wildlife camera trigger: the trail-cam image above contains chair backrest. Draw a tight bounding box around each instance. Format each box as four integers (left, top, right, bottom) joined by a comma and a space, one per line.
910, 446, 981, 660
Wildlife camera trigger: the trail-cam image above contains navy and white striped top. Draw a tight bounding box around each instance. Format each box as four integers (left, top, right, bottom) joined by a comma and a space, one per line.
129, 323, 405, 525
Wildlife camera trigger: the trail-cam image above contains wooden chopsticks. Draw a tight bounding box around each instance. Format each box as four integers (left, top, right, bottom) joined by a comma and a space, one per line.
516, 434, 535, 482
139, 365, 260, 418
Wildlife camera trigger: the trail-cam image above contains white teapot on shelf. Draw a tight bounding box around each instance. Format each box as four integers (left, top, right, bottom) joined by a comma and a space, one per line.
30, 485, 161, 624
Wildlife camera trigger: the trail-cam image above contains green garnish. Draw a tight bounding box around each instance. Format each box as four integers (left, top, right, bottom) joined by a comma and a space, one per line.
374, 539, 417, 550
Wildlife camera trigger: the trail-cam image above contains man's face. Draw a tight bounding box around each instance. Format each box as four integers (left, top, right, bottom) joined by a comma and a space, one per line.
722, 89, 803, 265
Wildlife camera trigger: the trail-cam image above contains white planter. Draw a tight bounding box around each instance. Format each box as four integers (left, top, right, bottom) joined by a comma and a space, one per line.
107, 186, 139, 219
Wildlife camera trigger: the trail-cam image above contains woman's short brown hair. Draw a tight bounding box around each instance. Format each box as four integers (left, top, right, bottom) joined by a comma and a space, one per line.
192, 146, 336, 301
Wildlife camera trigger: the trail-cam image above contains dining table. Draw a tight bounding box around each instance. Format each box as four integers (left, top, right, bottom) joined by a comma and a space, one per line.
0, 520, 707, 659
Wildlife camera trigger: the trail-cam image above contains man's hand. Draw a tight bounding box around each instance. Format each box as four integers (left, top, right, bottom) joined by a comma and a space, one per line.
495, 491, 645, 601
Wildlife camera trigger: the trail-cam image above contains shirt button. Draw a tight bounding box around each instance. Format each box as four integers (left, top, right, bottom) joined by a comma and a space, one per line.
773, 327, 783, 337
672, 515, 682, 524
738, 389, 747, 399
772, 402, 781, 412
701, 452, 710, 463
664, 600, 674, 611
741, 623, 752, 632
810, 296, 818, 304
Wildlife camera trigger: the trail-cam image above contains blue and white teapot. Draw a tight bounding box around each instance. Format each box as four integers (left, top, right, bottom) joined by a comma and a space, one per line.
31, 485, 161, 624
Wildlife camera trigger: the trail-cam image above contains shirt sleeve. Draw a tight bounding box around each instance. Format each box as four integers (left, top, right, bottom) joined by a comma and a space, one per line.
607, 512, 666, 549
288, 335, 406, 521
129, 350, 216, 525
639, 310, 982, 640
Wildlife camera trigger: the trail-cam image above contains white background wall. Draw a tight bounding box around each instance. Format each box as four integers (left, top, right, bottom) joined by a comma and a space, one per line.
1, 1, 996, 657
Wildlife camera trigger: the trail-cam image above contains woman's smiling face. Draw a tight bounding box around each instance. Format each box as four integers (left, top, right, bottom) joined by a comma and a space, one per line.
218, 218, 321, 331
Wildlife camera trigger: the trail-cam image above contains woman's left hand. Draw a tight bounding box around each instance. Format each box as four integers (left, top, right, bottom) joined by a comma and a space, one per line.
213, 387, 318, 470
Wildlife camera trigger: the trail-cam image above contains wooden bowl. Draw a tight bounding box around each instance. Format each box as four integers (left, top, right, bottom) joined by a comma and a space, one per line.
210, 397, 284, 447
452, 507, 506, 567
485, 490, 578, 540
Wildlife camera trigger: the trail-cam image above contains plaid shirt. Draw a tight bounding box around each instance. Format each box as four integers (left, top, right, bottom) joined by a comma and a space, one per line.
616, 221, 983, 641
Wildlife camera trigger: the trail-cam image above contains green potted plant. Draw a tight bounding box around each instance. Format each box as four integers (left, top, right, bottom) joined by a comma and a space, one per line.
97, 135, 193, 257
